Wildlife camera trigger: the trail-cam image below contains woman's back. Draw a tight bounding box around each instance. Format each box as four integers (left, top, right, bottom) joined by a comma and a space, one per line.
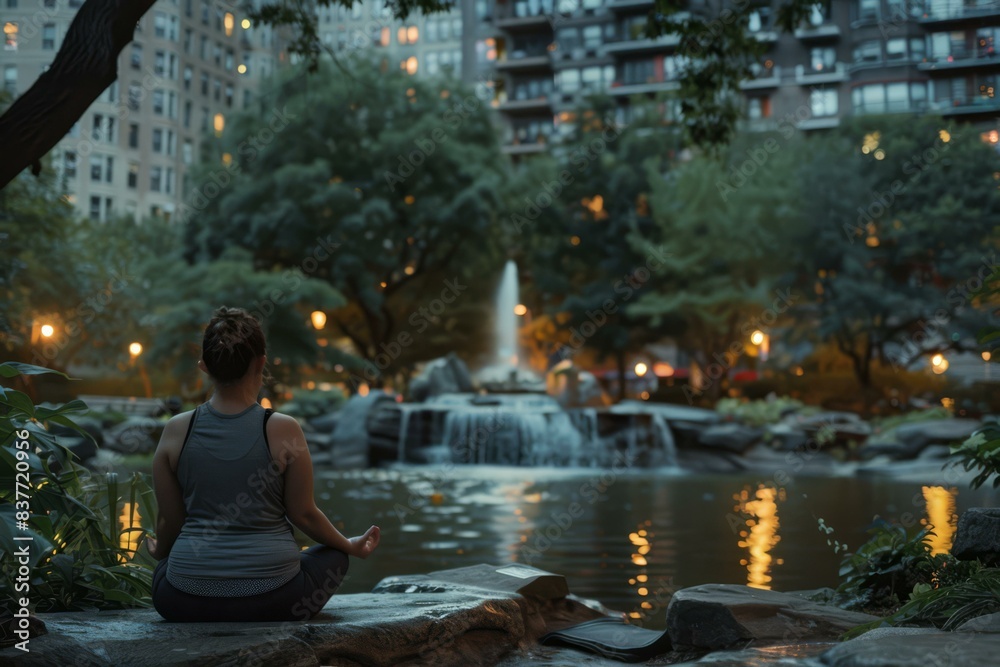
165, 402, 301, 596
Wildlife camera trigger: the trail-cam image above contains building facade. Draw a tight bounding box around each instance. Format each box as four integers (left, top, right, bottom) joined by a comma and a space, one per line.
485, 0, 1000, 154
1, 0, 283, 222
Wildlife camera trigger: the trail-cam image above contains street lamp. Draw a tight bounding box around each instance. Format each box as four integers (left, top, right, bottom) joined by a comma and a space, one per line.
310, 311, 327, 330
751, 330, 769, 362
634, 362, 648, 377
40, 324, 55, 338
514, 304, 527, 316
931, 354, 949, 374
129, 342, 143, 357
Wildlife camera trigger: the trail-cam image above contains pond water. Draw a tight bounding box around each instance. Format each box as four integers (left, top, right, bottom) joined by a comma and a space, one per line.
312, 465, 997, 630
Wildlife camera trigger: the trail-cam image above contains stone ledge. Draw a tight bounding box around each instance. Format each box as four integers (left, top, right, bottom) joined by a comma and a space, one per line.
0, 565, 604, 667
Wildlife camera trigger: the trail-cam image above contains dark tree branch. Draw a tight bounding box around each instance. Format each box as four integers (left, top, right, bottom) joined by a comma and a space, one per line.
0, 0, 155, 190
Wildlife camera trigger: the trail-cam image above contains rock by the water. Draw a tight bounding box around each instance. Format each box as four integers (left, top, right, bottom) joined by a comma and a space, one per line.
409, 353, 475, 402
862, 418, 980, 460
820, 632, 1000, 666
103, 417, 165, 455
956, 611, 1000, 633
665, 584, 878, 650
952, 508, 1000, 564
327, 392, 396, 468
697, 424, 764, 454
0, 565, 604, 667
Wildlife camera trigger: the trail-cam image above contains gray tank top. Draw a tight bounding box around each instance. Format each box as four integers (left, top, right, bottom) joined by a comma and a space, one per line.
166, 402, 301, 597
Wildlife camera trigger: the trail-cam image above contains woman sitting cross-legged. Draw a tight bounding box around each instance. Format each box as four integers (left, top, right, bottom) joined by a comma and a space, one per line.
147, 306, 380, 622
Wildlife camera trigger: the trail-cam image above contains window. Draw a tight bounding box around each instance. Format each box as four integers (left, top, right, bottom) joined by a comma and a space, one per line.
200, 35, 208, 60
398, 25, 418, 45
810, 47, 836, 72
4, 22, 17, 51
128, 162, 139, 188
583, 25, 601, 49
165, 168, 174, 195
664, 55, 689, 80
200, 71, 209, 95
154, 50, 165, 76
128, 123, 139, 148
183, 101, 192, 128
127, 83, 141, 110
92, 114, 104, 141
154, 11, 167, 38
183, 28, 192, 53
3, 65, 15, 95
622, 59, 655, 85
857, 0, 878, 20
131, 43, 142, 69
201, 1, 209, 25
105, 157, 114, 183
153, 89, 164, 115
166, 91, 176, 118
427, 20, 438, 42
90, 155, 103, 181
910, 37, 925, 61
854, 40, 881, 63
183, 140, 193, 165
886, 38, 906, 60
810, 88, 838, 116
225, 48, 233, 70
887, 82, 908, 111
183, 65, 192, 90
63, 151, 77, 178
213, 78, 221, 101
748, 96, 771, 119
214, 42, 222, 66
89, 196, 101, 221
225, 84, 233, 107
559, 68, 581, 92
42, 23, 55, 50
152, 128, 163, 153
150, 166, 162, 192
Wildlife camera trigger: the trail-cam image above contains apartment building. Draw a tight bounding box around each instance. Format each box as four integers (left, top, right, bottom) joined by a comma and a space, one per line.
1, 0, 283, 222
486, 0, 1000, 154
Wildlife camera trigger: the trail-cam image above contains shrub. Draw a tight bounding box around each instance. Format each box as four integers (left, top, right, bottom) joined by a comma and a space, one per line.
1, 362, 155, 613
950, 417, 1000, 489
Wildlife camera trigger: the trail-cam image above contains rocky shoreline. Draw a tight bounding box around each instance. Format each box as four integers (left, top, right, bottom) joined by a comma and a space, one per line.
4, 564, 998, 667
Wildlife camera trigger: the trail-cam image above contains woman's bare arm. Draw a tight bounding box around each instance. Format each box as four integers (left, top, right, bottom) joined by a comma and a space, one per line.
273, 414, 380, 557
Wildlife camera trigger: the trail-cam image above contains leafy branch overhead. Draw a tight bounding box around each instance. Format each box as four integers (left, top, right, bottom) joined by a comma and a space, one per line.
645, 0, 820, 148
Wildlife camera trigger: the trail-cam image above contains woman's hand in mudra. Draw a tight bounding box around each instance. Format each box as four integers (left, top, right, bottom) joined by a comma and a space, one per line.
348, 525, 380, 559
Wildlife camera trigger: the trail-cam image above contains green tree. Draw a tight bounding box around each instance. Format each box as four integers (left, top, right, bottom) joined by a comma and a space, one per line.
519, 96, 679, 399
626, 136, 800, 401
183, 60, 507, 389
789, 115, 1000, 389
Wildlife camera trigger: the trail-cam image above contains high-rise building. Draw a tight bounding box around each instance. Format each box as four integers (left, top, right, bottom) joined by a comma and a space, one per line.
485, 0, 1000, 154
1, 0, 285, 222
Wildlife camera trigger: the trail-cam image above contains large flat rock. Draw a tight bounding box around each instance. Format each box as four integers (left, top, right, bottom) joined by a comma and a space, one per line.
820, 631, 1000, 666
0, 565, 604, 667
666, 584, 878, 650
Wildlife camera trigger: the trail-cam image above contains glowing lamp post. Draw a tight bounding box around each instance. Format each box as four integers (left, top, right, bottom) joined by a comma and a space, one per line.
310, 311, 327, 330
751, 330, 769, 362
129, 342, 152, 398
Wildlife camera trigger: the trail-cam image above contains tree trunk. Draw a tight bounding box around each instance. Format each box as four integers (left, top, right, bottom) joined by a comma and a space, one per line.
0, 0, 156, 190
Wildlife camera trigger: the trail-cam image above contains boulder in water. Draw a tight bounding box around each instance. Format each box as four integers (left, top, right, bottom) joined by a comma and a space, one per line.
409, 353, 475, 402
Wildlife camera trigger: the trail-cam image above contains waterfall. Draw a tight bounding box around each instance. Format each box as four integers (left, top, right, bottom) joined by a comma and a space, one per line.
496, 260, 520, 366
650, 413, 679, 468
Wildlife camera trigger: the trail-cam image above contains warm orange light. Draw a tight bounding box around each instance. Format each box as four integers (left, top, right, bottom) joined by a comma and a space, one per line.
224, 12, 234, 36
241, 18, 251, 29
213, 113, 225, 136
407, 26, 418, 43
310, 311, 327, 330
514, 304, 528, 316
40, 324, 55, 338
358, 383, 370, 397
237, 63, 247, 74
652, 362, 673, 377
129, 342, 143, 357
634, 362, 648, 377
984, 351, 993, 361
570, 235, 581, 246
260, 397, 273, 409
750, 330, 765, 346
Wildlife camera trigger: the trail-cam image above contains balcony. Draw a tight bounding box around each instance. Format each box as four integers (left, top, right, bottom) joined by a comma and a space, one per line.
495, 52, 553, 71
608, 78, 680, 96
919, 2, 1000, 28
919, 49, 1000, 73
794, 23, 841, 41
603, 34, 680, 55
497, 96, 553, 113
495, 14, 553, 32
797, 116, 840, 130
795, 62, 849, 84
930, 95, 1000, 116
852, 100, 928, 115
609, 0, 654, 12
740, 65, 782, 90
750, 28, 780, 44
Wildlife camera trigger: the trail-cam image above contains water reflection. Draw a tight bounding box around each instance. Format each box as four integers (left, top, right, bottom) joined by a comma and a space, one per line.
735, 485, 784, 590
921, 485, 958, 555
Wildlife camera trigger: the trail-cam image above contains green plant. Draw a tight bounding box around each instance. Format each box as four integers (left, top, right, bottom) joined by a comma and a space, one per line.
950, 418, 1000, 489
834, 518, 954, 613
279, 387, 348, 421
715, 396, 806, 427
1, 362, 156, 612
844, 566, 1000, 639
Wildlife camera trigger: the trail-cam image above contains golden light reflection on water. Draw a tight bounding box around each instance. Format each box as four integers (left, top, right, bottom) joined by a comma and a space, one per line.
119, 502, 141, 562
628, 520, 654, 619
735, 485, 784, 590
921, 485, 958, 555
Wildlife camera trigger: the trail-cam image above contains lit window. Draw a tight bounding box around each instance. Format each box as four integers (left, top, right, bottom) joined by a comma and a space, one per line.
380, 27, 390, 46
407, 26, 418, 43
224, 12, 234, 36
402, 56, 418, 74
4, 22, 18, 51
213, 112, 224, 136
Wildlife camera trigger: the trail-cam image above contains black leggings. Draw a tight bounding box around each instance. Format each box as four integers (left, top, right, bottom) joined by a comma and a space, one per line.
152, 544, 350, 622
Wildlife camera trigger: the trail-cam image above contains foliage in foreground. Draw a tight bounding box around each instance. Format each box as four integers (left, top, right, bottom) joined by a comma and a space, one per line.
0, 362, 155, 612
951, 418, 1000, 490
714, 396, 805, 427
